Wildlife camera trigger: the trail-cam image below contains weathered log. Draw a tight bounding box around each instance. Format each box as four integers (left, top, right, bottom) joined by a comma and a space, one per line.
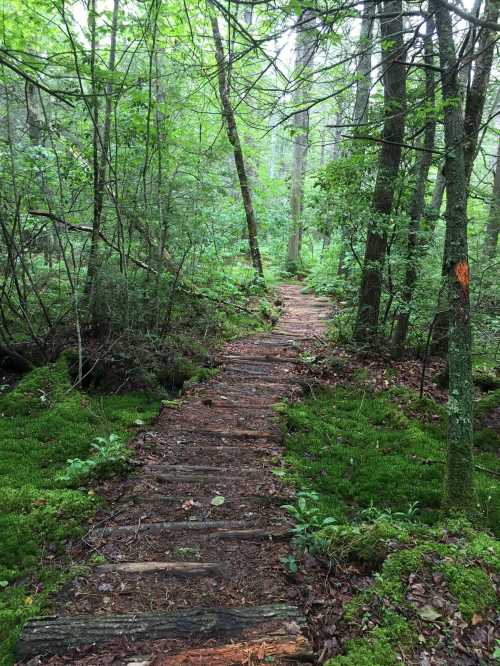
16, 604, 305, 658
207, 527, 290, 541
95, 561, 223, 576
144, 464, 259, 475
158, 635, 313, 665
90, 519, 247, 538
179, 427, 279, 439
130, 493, 290, 507
218, 355, 299, 364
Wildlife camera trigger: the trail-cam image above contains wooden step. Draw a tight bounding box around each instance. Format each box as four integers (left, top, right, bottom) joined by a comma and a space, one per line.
95, 561, 223, 577
129, 493, 290, 507
177, 428, 279, 440
90, 519, 247, 538
218, 355, 299, 364
207, 527, 290, 541
16, 604, 306, 658
158, 635, 313, 664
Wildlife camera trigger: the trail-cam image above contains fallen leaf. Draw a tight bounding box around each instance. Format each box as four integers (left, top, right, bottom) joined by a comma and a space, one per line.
211, 495, 225, 506
417, 605, 441, 622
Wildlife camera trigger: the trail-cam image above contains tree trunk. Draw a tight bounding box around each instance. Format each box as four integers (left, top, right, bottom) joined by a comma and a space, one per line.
337, 3, 374, 275
211, 16, 264, 277
463, 0, 499, 186
431, 0, 498, 353
85, 0, 120, 315
352, 1, 374, 127
433, 0, 475, 512
354, 0, 406, 342
391, 15, 436, 356
286, 9, 316, 274
483, 133, 500, 259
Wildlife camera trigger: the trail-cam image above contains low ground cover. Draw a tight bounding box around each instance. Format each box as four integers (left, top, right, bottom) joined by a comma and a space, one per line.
283, 385, 500, 665
0, 358, 159, 665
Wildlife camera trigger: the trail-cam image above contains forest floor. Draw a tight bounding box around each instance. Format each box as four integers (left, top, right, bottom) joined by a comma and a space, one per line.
15, 284, 331, 665
9, 284, 500, 666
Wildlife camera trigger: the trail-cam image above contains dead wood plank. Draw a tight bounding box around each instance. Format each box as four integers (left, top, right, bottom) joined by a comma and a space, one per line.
178, 428, 279, 440
218, 355, 299, 364
16, 604, 305, 658
90, 520, 247, 538
130, 493, 290, 506
95, 561, 223, 576
158, 636, 313, 665
207, 527, 290, 541
145, 464, 260, 474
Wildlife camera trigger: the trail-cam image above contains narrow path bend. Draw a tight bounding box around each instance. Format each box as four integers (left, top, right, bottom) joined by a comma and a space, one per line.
17, 285, 331, 666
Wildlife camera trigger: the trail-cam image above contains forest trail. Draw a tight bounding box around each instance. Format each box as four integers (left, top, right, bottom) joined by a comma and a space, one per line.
17, 285, 331, 666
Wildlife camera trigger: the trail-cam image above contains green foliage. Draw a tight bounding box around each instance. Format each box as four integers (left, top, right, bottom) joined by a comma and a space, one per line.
282, 490, 336, 551
0, 361, 159, 666
56, 433, 129, 485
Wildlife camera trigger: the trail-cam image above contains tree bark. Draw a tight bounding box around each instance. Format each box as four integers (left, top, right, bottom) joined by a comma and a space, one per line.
85, 0, 120, 314
354, 0, 406, 342
431, 0, 498, 353
211, 16, 264, 277
433, 0, 475, 512
391, 15, 436, 356
483, 133, 500, 259
352, 2, 375, 127
337, 3, 374, 275
286, 9, 316, 273
17, 605, 305, 658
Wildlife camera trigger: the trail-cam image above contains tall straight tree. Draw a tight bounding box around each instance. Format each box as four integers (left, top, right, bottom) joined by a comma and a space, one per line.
210, 15, 264, 277
286, 8, 316, 273
483, 131, 500, 259
354, 0, 406, 342
85, 0, 120, 320
337, 1, 374, 275
431, 0, 499, 353
432, 0, 475, 511
391, 15, 436, 355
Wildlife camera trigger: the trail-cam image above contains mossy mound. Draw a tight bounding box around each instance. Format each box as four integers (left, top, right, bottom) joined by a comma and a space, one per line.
324, 523, 499, 665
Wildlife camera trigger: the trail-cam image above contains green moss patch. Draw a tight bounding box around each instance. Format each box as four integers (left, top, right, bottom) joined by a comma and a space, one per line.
0, 359, 159, 665
285, 387, 499, 532
284, 386, 500, 665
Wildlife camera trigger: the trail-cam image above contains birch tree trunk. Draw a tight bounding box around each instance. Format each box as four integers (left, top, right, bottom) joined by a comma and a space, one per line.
354, 0, 406, 342
210, 16, 264, 277
433, 0, 475, 511
286, 9, 316, 274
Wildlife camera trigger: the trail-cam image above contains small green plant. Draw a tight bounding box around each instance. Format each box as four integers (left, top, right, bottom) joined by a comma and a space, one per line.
56, 433, 129, 485
359, 501, 420, 524
280, 553, 298, 574
282, 491, 336, 551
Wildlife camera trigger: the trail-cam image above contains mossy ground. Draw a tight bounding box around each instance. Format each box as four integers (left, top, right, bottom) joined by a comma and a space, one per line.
284, 386, 500, 665
285, 386, 499, 532
0, 359, 159, 666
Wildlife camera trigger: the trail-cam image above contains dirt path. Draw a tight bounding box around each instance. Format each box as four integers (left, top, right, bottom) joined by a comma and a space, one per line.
17, 285, 331, 666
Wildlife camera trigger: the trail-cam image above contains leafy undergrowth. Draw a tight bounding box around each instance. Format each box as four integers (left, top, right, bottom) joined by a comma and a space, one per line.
0, 358, 159, 666
283, 386, 500, 665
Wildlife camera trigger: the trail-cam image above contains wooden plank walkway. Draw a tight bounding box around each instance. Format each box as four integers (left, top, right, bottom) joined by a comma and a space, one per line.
16, 284, 331, 665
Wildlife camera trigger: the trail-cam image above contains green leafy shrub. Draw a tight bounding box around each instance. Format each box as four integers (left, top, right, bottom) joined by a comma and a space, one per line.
56, 433, 129, 485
